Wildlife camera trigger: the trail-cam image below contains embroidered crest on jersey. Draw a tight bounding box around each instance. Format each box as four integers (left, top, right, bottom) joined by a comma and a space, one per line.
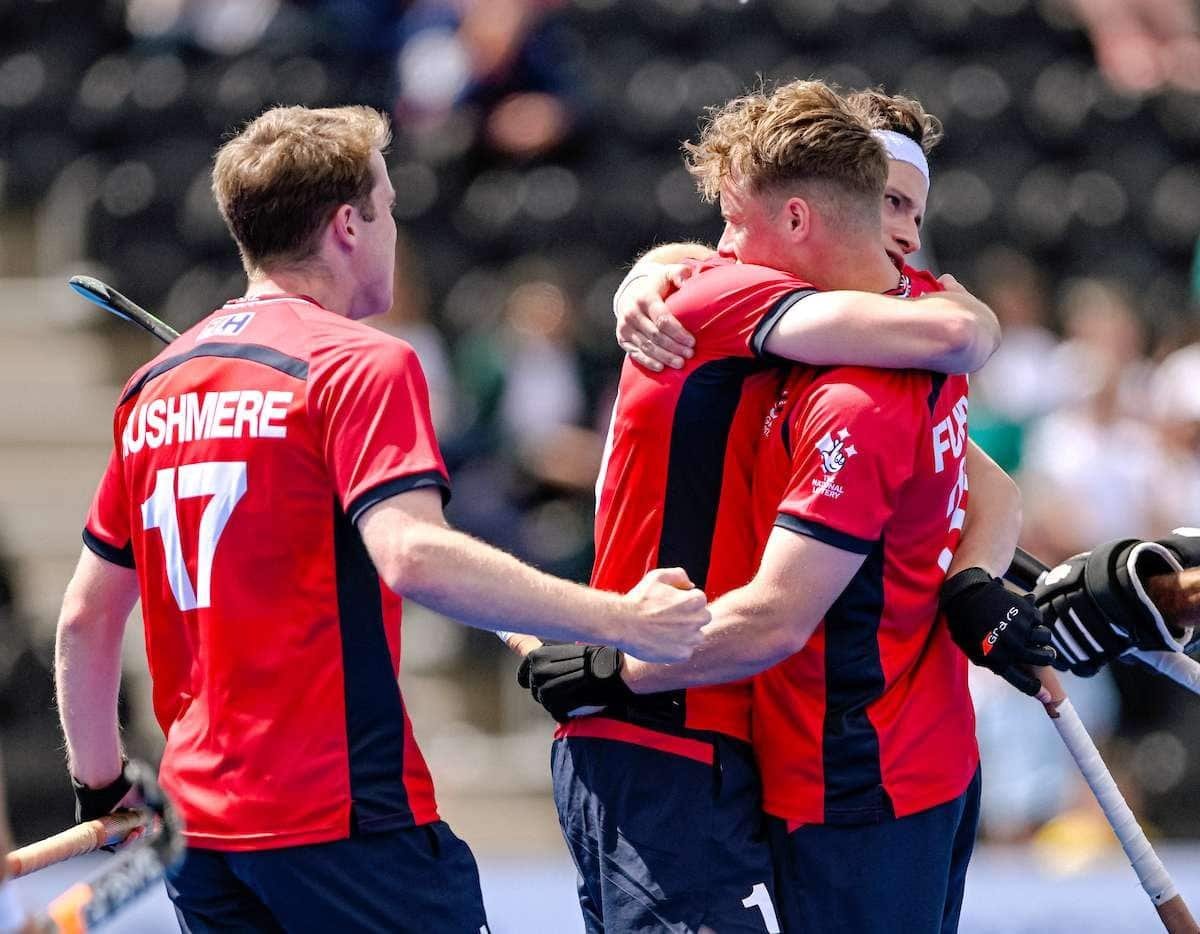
199, 312, 256, 340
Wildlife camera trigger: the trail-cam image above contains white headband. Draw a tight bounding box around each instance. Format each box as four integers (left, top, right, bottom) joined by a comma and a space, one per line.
872, 130, 930, 187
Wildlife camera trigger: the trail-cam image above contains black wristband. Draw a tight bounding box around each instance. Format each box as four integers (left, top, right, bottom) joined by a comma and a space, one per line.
72, 760, 131, 823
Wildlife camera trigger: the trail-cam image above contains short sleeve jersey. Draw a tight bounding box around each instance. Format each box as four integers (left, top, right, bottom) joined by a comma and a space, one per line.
85, 294, 449, 851
557, 256, 816, 756
750, 269, 979, 826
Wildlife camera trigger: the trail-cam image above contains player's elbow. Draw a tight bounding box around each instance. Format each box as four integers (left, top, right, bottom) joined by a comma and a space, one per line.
370, 519, 452, 599
760, 603, 818, 660
937, 307, 998, 374
780, 618, 817, 658
375, 528, 434, 595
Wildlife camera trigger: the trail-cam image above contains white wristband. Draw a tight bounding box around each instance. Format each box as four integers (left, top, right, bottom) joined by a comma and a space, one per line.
495, 630, 514, 644
0, 884, 26, 933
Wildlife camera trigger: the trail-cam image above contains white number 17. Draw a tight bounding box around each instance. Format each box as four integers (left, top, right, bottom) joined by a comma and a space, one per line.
142, 461, 248, 611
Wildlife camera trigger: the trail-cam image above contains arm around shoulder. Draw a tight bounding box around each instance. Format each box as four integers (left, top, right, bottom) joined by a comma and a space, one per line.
763, 287, 999, 374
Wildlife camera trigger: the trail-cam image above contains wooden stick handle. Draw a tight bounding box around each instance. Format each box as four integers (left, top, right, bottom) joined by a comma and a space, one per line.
5, 810, 148, 879
1146, 568, 1200, 632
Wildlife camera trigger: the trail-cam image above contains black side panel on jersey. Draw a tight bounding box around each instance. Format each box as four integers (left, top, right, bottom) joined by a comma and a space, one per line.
120, 343, 309, 405
658, 357, 761, 586
615, 357, 760, 732
332, 501, 414, 833
821, 539, 894, 825
925, 373, 947, 415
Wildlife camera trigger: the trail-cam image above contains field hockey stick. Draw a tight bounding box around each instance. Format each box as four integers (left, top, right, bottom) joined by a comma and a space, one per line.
67, 276, 180, 344
6, 811, 149, 879
28, 762, 184, 934
1009, 547, 1200, 694
1005, 548, 1198, 933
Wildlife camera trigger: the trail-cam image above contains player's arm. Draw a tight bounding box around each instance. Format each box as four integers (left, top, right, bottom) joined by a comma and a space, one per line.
948, 441, 1022, 578
615, 243, 999, 374
54, 547, 139, 792
358, 488, 707, 664
760, 275, 999, 374
621, 528, 865, 692
938, 441, 1056, 695
518, 528, 864, 718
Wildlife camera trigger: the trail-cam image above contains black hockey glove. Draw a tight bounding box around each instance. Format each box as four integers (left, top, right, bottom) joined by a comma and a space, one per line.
1032, 537, 1193, 677
72, 760, 131, 823
941, 568, 1056, 696
518, 644, 634, 722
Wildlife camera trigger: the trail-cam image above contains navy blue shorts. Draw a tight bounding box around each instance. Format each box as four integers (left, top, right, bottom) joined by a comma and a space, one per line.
552, 734, 781, 934
164, 821, 489, 933
766, 768, 982, 934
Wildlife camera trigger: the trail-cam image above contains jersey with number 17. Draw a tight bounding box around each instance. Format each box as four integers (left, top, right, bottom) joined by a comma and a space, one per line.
84, 294, 449, 851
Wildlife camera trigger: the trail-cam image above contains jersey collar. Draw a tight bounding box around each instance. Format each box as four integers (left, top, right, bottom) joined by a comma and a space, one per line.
225, 293, 328, 310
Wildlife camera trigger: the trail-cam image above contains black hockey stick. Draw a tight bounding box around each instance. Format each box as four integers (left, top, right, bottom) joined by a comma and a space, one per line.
68, 276, 180, 344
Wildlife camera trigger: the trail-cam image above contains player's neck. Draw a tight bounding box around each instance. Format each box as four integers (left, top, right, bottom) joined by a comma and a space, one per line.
819, 240, 899, 293
244, 271, 351, 317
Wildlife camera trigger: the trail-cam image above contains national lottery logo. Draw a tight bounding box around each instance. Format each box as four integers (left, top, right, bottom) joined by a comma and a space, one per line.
811, 427, 855, 499
815, 428, 856, 475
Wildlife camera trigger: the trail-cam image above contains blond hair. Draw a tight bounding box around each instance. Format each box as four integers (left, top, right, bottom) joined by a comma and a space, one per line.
684, 79, 887, 227
212, 105, 392, 275
847, 89, 944, 155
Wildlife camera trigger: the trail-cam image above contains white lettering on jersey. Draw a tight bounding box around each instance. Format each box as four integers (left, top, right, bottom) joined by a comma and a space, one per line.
123, 390, 292, 455
931, 394, 969, 474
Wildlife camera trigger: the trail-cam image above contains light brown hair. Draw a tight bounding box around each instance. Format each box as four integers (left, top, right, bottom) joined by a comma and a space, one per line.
212, 105, 392, 275
684, 79, 887, 227
847, 89, 944, 155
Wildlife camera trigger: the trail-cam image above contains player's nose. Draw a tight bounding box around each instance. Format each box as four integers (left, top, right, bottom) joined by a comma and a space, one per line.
896, 223, 920, 255
717, 224, 737, 258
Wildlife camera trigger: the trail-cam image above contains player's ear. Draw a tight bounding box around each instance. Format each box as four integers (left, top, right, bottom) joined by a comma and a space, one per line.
781, 196, 811, 243
329, 203, 357, 251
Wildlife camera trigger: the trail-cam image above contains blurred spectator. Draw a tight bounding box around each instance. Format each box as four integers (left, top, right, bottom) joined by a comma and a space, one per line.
395, 0, 578, 160
371, 233, 458, 436
1020, 278, 1166, 560
1065, 0, 1200, 93
498, 279, 585, 451
1149, 343, 1200, 523
970, 247, 1063, 473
